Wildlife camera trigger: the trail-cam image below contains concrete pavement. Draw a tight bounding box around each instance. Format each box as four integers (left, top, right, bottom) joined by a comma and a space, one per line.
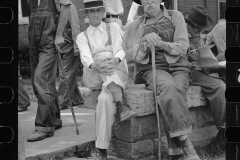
18, 101, 95, 158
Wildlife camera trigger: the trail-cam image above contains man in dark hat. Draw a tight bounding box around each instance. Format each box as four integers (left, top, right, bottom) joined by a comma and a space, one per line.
184, 5, 226, 158
123, 0, 200, 159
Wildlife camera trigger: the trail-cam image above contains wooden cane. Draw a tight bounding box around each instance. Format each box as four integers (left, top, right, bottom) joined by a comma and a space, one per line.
151, 46, 161, 160
57, 51, 79, 135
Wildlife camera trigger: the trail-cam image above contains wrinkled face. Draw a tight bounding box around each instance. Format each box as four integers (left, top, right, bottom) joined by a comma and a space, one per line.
140, 0, 162, 17
187, 23, 203, 36
85, 7, 105, 27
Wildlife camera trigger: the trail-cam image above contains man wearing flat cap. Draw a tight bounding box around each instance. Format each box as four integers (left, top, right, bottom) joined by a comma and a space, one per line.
123, 0, 201, 159
184, 5, 226, 158
76, 0, 137, 159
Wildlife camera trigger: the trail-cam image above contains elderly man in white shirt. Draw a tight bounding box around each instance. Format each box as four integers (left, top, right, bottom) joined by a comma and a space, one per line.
76, 0, 136, 159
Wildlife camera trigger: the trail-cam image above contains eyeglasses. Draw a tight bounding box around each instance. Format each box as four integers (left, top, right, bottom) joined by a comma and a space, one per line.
87, 8, 103, 14
191, 25, 203, 34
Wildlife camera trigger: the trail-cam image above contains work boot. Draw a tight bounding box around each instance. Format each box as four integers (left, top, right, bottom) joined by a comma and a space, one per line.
204, 129, 225, 157
116, 101, 137, 122
180, 138, 201, 160
91, 148, 107, 160
170, 155, 184, 160
54, 119, 62, 130
27, 130, 54, 142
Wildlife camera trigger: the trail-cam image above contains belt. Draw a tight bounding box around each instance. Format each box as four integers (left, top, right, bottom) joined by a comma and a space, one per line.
106, 15, 120, 19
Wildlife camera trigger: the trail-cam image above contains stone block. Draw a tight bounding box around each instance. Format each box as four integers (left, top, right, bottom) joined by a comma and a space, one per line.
123, 85, 207, 117
80, 84, 206, 113
115, 139, 154, 159
113, 106, 214, 142
187, 85, 207, 108
123, 84, 156, 116
80, 88, 101, 109
189, 106, 215, 129
112, 114, 160, 143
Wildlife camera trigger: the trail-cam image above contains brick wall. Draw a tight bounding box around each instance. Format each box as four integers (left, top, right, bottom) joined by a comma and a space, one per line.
18, 0, 134, 42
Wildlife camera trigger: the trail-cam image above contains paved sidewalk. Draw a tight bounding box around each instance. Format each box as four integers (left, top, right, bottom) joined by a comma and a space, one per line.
18, 101, 95, 158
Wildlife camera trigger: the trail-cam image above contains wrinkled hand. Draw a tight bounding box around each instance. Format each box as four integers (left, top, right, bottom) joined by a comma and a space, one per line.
142, 32, 162, 47
91, 57, 119, 76
187, 49, 199, 61
54, 35, 65, 54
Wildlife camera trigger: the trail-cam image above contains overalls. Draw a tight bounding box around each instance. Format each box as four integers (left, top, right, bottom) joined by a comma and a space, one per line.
28, 0, 61, 133
135, 14, 192, 155
57, 22, 84, 109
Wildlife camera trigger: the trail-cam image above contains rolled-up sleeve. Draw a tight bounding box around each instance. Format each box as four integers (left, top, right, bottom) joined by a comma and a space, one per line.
166, 11, 189, 56
76, 33, 94, 69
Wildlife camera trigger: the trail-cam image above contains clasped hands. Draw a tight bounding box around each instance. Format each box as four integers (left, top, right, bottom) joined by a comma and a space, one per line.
90, 57, 120, 76
141, 32, 163, 50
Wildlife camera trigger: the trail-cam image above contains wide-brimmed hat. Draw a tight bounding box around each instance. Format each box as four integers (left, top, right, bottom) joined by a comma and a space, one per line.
133, 0, 166, 5
196, 46, 220, 68
183, 5, 214, 31
79, 0, 105, 11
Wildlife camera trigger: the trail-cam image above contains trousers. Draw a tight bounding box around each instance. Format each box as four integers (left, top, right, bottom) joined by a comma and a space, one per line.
57, 48, 84, 109
18, 70, 30, 110
95, 89, 116, 149
29, 13, 61, 133
135, 70, 192, 155
190, 69, 226, 129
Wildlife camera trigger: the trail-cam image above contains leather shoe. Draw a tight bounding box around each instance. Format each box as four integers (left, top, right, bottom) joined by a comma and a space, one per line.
91, 148, 107, 160
27, 130, 54, 142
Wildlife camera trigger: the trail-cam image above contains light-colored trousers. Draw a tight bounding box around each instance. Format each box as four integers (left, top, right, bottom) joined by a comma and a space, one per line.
95, 88, 116, 149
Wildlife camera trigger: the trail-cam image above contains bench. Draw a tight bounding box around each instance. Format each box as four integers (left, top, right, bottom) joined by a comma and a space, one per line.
80, 84, 217, 159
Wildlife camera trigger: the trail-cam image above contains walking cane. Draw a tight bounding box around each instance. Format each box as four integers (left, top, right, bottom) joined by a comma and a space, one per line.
151, 46, 161, 160
56, 50, 79, 135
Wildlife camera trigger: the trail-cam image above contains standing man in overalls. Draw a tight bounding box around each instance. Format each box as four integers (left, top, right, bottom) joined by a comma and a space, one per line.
53, 0, 85, 110
123, 0, 201, 159
27, 0, 62, 142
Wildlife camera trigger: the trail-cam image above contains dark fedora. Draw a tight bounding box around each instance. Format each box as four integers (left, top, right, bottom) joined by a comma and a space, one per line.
133, 0, 166, 5
183, 5, 214, 31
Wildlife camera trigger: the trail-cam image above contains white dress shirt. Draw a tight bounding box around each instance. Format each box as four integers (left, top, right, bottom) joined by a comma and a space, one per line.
76, 21, 125, 69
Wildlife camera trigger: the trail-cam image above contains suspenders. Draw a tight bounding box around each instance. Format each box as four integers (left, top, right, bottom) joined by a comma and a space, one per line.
83, 23, 112, 53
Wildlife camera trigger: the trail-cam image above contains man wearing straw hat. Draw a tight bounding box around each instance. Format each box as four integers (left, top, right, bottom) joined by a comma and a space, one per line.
184, 5, 226, 157
123, 0, 201, 159
76, 0, 137, 159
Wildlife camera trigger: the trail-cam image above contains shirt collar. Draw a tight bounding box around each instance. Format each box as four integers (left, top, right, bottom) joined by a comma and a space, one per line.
88, 21, 105, 35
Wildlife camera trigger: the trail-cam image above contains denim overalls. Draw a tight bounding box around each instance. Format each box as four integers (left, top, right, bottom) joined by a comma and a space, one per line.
135, 12, 192, 155
28, 0, 61, 133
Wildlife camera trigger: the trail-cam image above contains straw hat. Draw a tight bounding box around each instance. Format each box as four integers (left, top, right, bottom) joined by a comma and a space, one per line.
79, 0, 106, 11
183, 5, 214, 31
132, 0, 166, 5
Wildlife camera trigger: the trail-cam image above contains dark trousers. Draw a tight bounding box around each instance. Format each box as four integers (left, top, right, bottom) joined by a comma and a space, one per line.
18, 78, 30, 110
190, 69, 226, 130
135, 70, 192, 155
57, 47, 84, 109
29, 14, 61, 133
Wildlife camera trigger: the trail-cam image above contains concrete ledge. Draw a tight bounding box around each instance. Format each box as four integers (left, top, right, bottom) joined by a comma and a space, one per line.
81, 84, 207, 113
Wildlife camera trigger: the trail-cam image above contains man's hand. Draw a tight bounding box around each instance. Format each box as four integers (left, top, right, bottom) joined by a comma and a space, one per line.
54, 35, 65, 54
142, 32, 162, 47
